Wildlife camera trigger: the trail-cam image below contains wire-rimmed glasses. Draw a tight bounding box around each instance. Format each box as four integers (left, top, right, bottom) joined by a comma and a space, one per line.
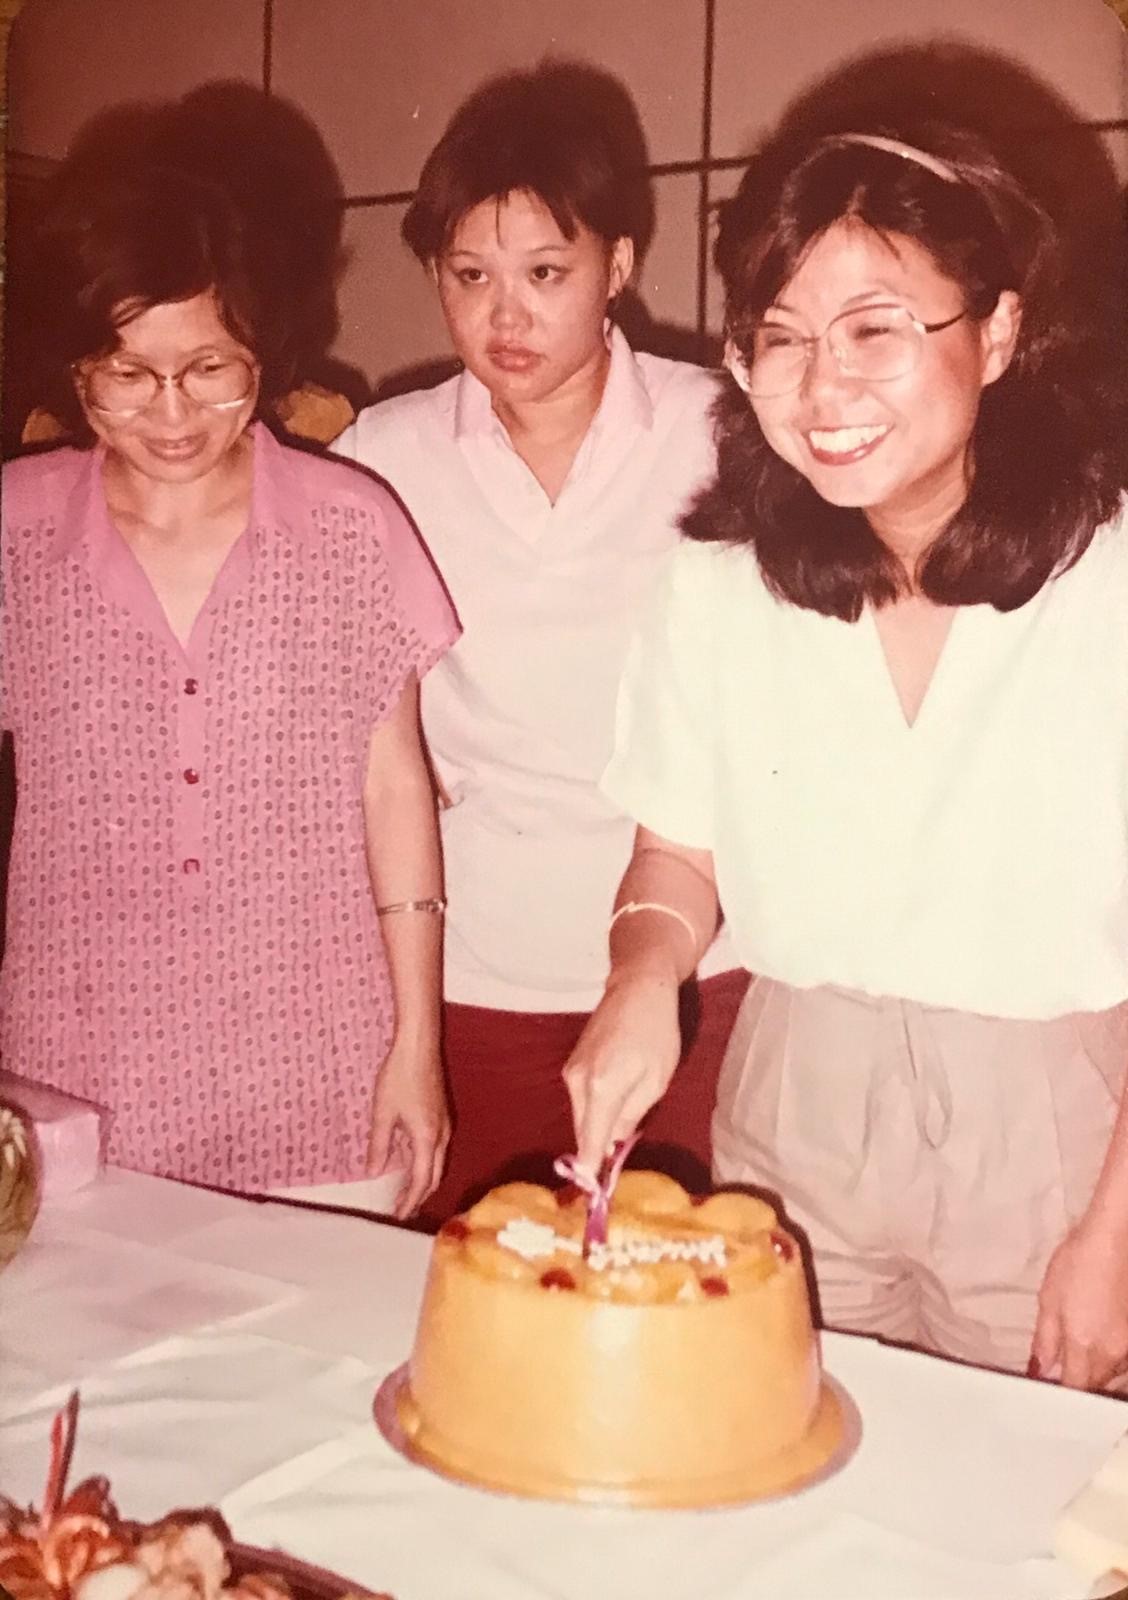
726, 305, 967, 399
77, 354, 259, 417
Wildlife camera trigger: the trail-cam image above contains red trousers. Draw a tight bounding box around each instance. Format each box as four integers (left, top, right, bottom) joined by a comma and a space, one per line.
421, 968, 750, 1224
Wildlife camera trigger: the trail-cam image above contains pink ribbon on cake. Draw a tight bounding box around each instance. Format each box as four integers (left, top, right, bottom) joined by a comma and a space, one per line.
554, 1133, 640, 1253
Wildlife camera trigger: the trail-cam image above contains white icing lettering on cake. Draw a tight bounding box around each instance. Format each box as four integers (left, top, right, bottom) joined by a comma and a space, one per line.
497, 1217, 728, 1271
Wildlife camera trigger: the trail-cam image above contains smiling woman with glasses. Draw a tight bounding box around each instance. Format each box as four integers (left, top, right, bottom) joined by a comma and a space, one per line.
0, 145, 459, 1216
565, 118, 1128, 1395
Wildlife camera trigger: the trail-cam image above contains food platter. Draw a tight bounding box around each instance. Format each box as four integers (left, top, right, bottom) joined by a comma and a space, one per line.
0, 1389, 394, 1600
228, 1542, 390, 1600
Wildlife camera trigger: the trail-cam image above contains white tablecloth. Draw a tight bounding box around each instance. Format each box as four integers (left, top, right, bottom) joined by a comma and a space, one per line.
1, 1168, 1124, 1600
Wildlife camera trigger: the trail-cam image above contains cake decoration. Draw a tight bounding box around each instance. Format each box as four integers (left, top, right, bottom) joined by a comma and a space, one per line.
497, 1215, 727, 1272
388, 1168, 851, 1506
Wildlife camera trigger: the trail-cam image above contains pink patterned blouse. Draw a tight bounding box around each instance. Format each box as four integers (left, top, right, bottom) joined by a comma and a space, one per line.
0, 424, 458, 1189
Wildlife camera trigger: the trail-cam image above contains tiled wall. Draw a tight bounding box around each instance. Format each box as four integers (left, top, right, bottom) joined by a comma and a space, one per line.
8, 0, 1127, 399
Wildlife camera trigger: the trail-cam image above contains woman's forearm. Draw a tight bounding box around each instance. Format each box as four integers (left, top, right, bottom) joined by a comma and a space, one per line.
363, 678, 444, 1054
606, 831, 721, 990
562, 828, 720, 1170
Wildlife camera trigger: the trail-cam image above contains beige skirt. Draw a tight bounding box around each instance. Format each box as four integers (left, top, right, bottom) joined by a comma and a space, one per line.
712, 977, 1128, 1379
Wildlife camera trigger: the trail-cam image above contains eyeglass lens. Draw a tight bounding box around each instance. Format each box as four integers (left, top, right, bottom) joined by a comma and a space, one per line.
86, 356, 256, 413
743, 307, 923, 397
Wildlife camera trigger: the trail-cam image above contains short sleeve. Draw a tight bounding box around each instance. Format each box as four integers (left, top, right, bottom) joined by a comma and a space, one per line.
330, 410, 458, 682
0, 453, 54, 736
358, 482, 460, 728
600, 542, 718, 850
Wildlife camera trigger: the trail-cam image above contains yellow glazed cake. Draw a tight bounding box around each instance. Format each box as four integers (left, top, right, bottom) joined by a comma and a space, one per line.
395, 1171, 845, 1506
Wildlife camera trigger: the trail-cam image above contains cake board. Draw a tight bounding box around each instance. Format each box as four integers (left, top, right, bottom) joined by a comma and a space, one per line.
373, 1363, 860, 1510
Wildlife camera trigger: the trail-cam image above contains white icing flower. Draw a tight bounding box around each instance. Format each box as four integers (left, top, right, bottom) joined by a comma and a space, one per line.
497, 1218, 581, 1261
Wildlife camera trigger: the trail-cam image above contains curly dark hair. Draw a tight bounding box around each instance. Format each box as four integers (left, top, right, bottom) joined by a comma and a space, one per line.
684, 123, 1128, 620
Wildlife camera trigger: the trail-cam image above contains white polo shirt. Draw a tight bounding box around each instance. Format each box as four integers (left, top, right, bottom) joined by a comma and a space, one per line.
335, 330, 734, 1010
603, 508, 1128, 1021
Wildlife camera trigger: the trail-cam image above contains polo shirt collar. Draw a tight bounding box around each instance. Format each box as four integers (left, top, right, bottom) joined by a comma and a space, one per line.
451, 325, 654, 444
594, 325, 654, 436
452, 363, 495, 440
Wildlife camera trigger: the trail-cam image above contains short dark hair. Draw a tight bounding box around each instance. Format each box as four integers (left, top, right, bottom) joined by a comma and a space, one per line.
34, 155, 296, 443
684, 122, 1128, 619
402, 59, 653, 262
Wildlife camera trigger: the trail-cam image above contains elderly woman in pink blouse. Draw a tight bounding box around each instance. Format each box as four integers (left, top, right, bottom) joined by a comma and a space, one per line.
0, 152, 458, 1215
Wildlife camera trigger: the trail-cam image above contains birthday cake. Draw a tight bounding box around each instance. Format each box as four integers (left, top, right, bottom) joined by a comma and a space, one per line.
393, 1169, 845, 1506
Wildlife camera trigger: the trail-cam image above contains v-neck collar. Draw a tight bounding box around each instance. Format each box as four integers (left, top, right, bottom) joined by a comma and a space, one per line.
861, 601, 964, 734
60, 424, 267, 667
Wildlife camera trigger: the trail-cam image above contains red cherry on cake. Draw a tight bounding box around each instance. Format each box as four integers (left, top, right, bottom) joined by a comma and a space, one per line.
440, 1218, 470, 1241
554, 1184, 583, 1208
771, 1231, 795, 1262
540, 1268, 577, 1291
700, 1276, 730, 1297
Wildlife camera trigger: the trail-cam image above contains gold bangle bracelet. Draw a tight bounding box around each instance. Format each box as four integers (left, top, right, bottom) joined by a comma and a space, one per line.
376, 897, 447, 916
608, 900, 699, 951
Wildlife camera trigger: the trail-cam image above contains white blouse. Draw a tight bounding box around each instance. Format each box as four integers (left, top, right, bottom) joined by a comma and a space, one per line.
602, 506, 1128, 1020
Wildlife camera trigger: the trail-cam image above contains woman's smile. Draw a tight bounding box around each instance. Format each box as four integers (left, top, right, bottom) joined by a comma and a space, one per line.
804, 424, 892, 465
141, 432, 210, 461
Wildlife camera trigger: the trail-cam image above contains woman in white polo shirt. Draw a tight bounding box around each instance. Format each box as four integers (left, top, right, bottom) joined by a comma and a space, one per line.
335, 62, 744, 1219
564, 121, 1128, 1389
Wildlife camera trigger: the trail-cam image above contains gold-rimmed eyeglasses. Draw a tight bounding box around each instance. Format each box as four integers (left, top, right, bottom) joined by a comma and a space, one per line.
726, 304, 967, 399
76, 354, 259, 416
